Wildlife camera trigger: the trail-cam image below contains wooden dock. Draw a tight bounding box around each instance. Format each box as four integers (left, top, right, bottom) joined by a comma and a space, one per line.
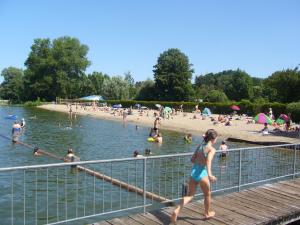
92, 178, 300, 225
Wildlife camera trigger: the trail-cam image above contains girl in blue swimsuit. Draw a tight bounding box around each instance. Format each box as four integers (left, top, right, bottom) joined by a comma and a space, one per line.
172, 129, 218, 223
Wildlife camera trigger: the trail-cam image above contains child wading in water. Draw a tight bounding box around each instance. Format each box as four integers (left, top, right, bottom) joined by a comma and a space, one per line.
171, 129, 218, 223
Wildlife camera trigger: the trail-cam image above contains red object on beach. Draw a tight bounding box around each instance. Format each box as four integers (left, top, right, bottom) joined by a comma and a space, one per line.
279, 114, 289, 121
231, 105, 240, 111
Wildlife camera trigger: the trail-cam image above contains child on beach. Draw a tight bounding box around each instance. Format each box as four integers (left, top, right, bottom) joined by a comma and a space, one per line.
171, 129, 218, 223
261, 123, 269, 135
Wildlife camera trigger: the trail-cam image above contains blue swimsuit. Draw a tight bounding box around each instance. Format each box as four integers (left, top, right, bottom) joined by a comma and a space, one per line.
191, 143, 208, 182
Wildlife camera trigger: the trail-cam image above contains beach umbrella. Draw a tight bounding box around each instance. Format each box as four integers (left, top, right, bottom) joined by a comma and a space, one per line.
141, 106, 148, 109
79, 95, 104, 101
231, 105, 240, 111
275, 118, 285, 125
112, 104, 122, 109
134, 103, 141, 108
202, 107, 212, 116
164, 107, 172, 113
155, 104, 161, 108
279, 114, 289, 121
254, 113, 273, 124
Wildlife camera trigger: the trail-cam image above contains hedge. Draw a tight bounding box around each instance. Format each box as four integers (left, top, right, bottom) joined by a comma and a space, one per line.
99, 100, 296, 121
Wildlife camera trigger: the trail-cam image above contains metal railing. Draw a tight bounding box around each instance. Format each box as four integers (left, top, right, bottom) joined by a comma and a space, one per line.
0, 143, 299, 225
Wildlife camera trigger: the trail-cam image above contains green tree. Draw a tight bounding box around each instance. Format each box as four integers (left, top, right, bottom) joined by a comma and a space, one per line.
88, 71, 109, 96
0, 67, 24, 103
135, 79, 156, 100
24, 36, 90, 101
124, 71, 137, 99
263, 68, 300, 103
102, 76, 129, 100
204, 90, 228, 102
153, 48, 194, 101
195, 69, 253, 101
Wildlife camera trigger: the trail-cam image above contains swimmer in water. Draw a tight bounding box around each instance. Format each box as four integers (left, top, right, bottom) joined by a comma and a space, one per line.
219, 141, 228, 157
20, 118, 26, 128
33, 146, 42, 156
12, 121, 21, 142
184, 134, 192, 143
155, 133, 163, 143
64, 148, 80, 168
133, 150, 143, 158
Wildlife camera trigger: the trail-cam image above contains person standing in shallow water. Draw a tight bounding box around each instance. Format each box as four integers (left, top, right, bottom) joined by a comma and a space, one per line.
171, 129, 218, 223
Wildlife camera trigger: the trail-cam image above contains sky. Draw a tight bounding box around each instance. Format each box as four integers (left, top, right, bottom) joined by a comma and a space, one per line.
0, 0, 299, 83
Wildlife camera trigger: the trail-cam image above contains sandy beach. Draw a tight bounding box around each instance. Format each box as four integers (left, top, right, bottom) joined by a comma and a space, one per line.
39, 104, 300, 144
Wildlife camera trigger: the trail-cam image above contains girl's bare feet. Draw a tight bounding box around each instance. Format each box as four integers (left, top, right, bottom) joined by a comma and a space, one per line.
205, 210, 215, 219
171, 210, 178, 224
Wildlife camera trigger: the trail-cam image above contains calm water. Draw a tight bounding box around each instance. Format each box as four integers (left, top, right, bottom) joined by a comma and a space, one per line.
0, 106, 298, 225
0, 106, 250, 167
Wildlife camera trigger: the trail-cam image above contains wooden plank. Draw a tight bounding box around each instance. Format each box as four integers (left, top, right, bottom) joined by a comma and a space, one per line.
107, 217, 143, 225
212, 197, 268, 223
91, 221, 111, 225
279, 180, 300, 189
158, 208, 194, 225
256, 186, 300, 203
244, 189, 300, 212
129, 214, 161, 225
139, 212, 165, 224
186, 202, 239, 225
260, 186, 300, 200
228, 193, 284, 218
263, 184, 300, 198
174, 205, 226, 225
202, 202, 256, 225
218, 194, 277, 220
148, 208, 176, 225
254, 188, 300, 211
275, 182, 300, 193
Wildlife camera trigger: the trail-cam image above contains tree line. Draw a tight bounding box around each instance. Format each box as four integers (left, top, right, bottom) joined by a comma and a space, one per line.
1, 36, 299, 103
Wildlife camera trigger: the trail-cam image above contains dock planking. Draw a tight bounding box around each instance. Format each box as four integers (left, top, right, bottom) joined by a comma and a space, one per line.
91, 178, 300, 225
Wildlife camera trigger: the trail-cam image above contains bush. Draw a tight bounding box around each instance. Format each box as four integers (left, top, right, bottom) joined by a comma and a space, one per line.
23, 99, 44, 107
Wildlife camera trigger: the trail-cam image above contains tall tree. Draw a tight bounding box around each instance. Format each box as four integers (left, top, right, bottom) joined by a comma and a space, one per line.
102, 76, 129, 100
24, 37, 90, 101
0, 67, 24, 103
153, 48, 194, 101
195, 69, 253, 101
263, 68, 300, 103
124, 71, 137, 99
135, 79, 156, 100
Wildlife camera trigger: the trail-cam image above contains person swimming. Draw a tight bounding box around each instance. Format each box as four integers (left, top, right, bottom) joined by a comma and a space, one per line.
20, 118, 26, 128
184, 134, 192, 143
219, 141, 228, 157
33, 146, 42, 156
154, 133, 163, 143
145, 148, 152, 156
133, 150, 143, 158
64, 148, 80, 167
12, 121, 21, 142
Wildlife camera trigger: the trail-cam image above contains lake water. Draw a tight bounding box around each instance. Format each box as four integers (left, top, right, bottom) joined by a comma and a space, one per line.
0, 106, 250, 167
0, 106, 298, 225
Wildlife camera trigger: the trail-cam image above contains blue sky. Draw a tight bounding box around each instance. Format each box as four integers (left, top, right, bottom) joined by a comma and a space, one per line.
0, 0, 299, 83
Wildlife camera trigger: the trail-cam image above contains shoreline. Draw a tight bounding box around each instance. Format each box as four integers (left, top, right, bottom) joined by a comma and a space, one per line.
38, 104, 299, 145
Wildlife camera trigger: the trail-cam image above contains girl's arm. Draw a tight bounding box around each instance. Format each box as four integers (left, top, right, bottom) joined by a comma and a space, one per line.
206, 147, 217, 182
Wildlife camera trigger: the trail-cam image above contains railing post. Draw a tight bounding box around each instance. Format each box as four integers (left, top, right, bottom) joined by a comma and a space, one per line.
143, 157, 147, 214
238, 149, 242, 192
293, 145, 297, 179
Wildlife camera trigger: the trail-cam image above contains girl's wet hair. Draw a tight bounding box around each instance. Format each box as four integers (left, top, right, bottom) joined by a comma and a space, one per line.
203, 129, 218, 143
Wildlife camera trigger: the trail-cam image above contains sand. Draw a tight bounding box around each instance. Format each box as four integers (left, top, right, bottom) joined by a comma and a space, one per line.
38, 104, 300, 144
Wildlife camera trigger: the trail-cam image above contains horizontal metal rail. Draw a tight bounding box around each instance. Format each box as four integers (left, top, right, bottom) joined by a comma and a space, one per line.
0, 143, 299, 225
